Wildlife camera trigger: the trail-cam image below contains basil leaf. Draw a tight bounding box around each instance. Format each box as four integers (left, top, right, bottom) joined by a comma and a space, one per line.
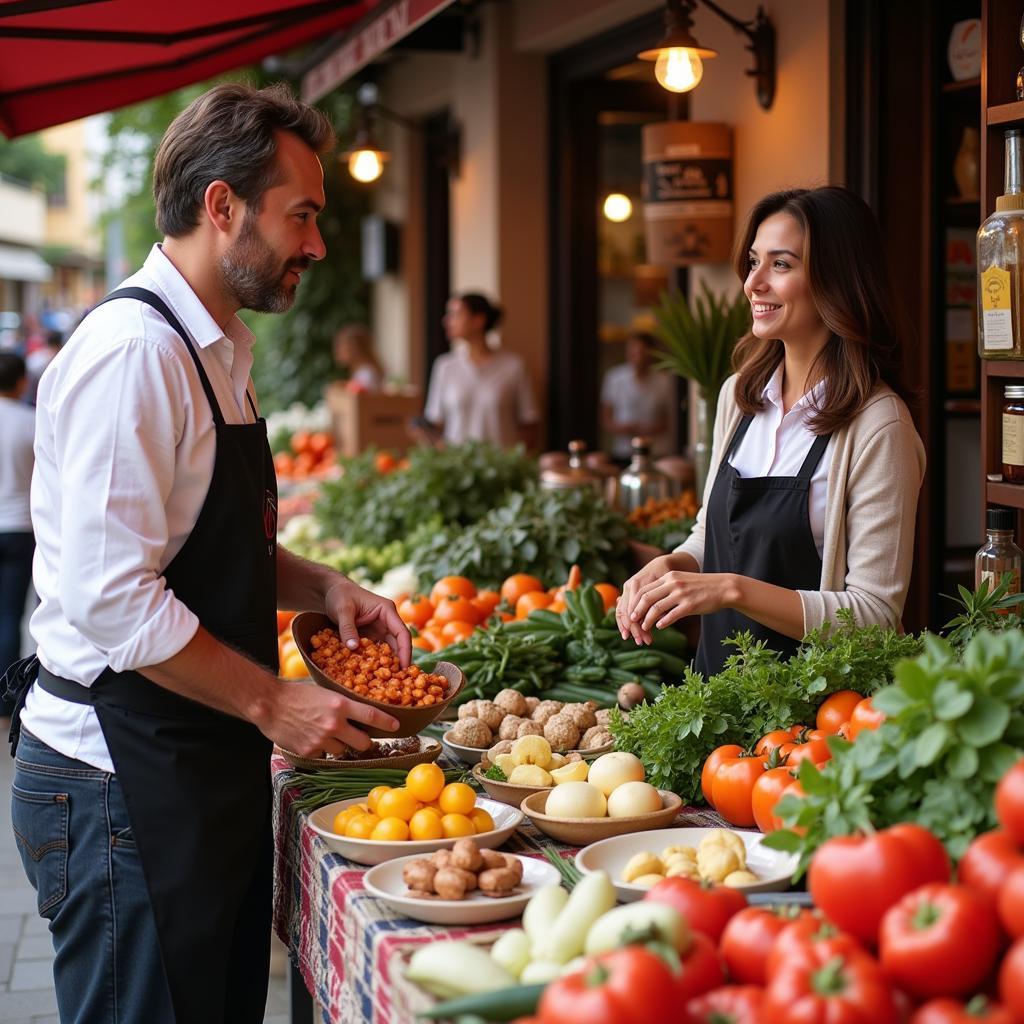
933, 681, 974, 721
945, 745, 979, 779
956, 695, 1011, 748
915, 722, 950, 767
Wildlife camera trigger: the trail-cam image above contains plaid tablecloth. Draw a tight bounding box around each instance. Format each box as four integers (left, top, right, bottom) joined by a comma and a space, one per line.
270, 755, 724, 1024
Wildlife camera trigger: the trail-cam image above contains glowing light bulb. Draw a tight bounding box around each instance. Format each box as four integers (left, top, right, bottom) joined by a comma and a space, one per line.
603, 193, 633, 222
654, 47, 703, 93
348, 149, 384, 183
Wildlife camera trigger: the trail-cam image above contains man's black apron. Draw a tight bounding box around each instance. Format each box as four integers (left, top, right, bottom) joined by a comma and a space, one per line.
694, 413, 832, 678
35, 287, 279, 1023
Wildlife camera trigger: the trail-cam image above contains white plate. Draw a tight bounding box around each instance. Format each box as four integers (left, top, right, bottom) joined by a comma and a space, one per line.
576, 826, 799, 903
307, 796, 523, 866
442, 729, 613, 766
363, 852, 561, 925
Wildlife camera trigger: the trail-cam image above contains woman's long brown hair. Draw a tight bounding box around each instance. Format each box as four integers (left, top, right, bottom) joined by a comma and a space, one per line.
732, 187, 910, 435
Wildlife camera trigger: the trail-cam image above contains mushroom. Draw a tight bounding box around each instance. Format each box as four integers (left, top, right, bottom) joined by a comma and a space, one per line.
449, 716, 493, 748
473, 700, 505, 732
486, 739, 514, 763
594, 709, 613, 727
498, 715, 526, 741
562, 703, 597, 731
524, 696, 541, 714
543, 713, 581, 752
516, 719, 543, 739
531, 700, 564, 726
580, 725, 613, 750
494, 688, 528, 717
458, 700, 483, 721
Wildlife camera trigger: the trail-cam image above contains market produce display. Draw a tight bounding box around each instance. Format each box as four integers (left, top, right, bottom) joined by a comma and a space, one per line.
621, 828, 760, 888
625, 492, 698, 551
449, 700, 611, 756
400, 839, 523, 900
484, 734, 593, 786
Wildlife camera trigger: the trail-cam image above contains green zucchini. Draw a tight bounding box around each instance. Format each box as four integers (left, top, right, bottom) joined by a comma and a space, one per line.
418, 982, 546, 1021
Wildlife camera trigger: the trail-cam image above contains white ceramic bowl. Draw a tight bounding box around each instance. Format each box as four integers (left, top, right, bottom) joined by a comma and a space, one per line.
575, 826, 799, 903
306, 796, 523, 866
362, 852, 560, 925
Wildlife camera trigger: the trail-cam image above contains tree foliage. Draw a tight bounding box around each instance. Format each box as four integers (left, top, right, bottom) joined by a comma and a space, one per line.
0, 134, 66, 193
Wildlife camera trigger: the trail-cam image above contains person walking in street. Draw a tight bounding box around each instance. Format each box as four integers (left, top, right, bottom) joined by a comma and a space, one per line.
0, 352, 35, 716
7, 83, 409, 1024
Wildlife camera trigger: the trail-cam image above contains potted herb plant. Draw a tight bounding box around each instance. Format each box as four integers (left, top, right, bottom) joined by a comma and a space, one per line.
652, 282, 752, 495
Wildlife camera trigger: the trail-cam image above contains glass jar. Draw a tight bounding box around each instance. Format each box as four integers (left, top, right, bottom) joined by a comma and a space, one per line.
976, 507, 1023, 612
1005, 384, 1024, 483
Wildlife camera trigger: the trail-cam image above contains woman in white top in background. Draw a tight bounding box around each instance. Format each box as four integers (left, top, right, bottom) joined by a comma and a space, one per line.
423, 292, 539, 448
617, 186, 926, 677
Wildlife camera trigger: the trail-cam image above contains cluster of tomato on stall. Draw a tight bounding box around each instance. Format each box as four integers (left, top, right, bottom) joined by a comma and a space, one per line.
510, 760, 1024, 1024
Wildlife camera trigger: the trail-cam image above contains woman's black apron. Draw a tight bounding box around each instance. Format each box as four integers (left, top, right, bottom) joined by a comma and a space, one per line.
694, 413, 831, 679
36, 287, 279, 1023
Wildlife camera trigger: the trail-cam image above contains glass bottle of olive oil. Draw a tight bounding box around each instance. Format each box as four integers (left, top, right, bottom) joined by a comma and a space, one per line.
978, 129, 1024, 359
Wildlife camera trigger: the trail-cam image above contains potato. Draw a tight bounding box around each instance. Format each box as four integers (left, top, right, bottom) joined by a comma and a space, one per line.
621, 851, 663, 882
697, 844, 741, 883
723, 870, 760, 888
698, 829, 747, 868
631, 873, 667, 888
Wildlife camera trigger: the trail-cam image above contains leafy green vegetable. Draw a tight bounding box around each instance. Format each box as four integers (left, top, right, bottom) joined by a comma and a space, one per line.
609, 612, 922, 805
483, 763, 508, 782
412, 484, 631, 589
314, 442, 536, 549
942, 573, 1024, 652
628, 516, 696, 552
765, 628, 1024, 872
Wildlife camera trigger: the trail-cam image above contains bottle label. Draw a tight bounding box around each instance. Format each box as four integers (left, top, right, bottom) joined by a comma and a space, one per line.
981, 265, 1014, 350
1004, 413, 1024, 466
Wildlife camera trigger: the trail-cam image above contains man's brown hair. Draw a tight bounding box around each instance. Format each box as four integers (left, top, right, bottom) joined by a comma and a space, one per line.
731, 186, 910, 435
153, 82, 335, 237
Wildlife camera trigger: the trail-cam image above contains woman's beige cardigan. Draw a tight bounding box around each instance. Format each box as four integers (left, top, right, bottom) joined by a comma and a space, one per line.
675, 374, 926, 633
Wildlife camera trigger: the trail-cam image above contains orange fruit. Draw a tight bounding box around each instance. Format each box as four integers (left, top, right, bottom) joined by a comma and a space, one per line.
398, 595, 435, 629
438, 782, 476, 816
366, 786, 392, 814
501, 574, 545, 606
417, 803, 444, 819
411, 636, 435, 652
441, 621, 475, 644
376, 788, 419, 822
469, 808, 495, 834
419, 628, 446, 651
473, 590, 501, 617
434, 596, 482, 627
440, 813, 476, 838
515, 591, 553, 619
405, 762, 446, 803
344, 813, 381, 839
430, 576, 477, 604
549, 599, 566, 614
408, 808, 444, 841
594, 583, 621, 613
371, 817, 410, 842
332, 804, 368, 834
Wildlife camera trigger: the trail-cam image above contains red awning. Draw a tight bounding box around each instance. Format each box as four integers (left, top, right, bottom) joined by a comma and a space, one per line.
0, 0, 381, 138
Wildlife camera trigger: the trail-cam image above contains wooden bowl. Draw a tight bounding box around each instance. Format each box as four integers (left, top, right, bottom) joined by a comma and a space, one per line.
471, 762, 551, 807
291, 612, 465, 739
519, 789, 683, 846
277, 736, 443, 772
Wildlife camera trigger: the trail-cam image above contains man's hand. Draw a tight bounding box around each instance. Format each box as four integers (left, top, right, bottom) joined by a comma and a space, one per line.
257, 680, 399, 756
324, 576, 412, 668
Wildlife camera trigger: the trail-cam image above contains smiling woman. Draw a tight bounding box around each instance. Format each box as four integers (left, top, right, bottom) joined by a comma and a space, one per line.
617, 186, 926, 678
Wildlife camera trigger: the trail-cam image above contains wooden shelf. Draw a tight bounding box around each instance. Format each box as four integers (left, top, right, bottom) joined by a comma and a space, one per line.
943, 76, 982, 93
987, 99, 1024, 126
986, 481, 1024, 508
944, 398, 982, 414
983, 359, 1024, 377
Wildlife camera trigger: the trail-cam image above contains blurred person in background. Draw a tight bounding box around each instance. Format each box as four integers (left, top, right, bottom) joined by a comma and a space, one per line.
0, 352, 35, 716
333, 322, 384, 392
600, 330, 677, 461
23, 330, 63, 405
421, 292, 539, 448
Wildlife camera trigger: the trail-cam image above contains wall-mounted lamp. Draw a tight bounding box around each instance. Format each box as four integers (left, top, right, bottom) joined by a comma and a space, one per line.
638, 0, 776, 110
602, 193, 634, 223
342, 83, 460, 184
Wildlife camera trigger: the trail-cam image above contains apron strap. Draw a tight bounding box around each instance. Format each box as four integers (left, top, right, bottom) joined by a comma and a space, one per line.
94, 287, 226, 427
796, 431, 833, 480
244, 388, 259, 421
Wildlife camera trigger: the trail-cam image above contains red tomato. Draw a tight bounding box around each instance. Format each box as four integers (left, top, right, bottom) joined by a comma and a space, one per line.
755, 729, 796, 757
765, 916, 865, 981
676, 932, 727, 1002
998, 863, 1024, 939
711, 755, 766, 828
958, 829, 1024, 910
886, 823, 952, 884
778, 728, 832, 768
808, 824, 952, 945
999, 938, 1024, 1022
762, 947, 900, 1024
995, 759, 1024, 846
751, 767, 798, 833
816, 690, 864, 733
848, 696, 885, 738
537, 946, 680, 1024
878, 883, 1001, 1000
701, 744, 743, 806
720, 906, 815, 985
644, 877, 747, 944
910, 997, 1016, 1024
685, 985, 763, 1024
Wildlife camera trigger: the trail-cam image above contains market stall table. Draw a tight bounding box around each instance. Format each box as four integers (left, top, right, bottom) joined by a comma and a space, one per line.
271, 754, 723, 1024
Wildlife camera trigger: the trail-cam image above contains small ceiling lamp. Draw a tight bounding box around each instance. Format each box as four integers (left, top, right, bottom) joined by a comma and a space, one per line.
638, 0, 776, 109
602, 193, 634, 222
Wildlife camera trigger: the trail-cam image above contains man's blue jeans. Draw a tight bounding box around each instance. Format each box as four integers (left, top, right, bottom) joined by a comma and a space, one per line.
11, 728, 174, 1023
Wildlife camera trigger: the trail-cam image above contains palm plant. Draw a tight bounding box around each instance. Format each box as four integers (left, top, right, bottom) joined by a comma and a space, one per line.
652, 283, 751, 491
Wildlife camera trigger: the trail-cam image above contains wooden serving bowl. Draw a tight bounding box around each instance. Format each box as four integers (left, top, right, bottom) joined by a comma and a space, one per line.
519, 789, 683, 846
290, 611, 465, 739
471, 762, 552, 807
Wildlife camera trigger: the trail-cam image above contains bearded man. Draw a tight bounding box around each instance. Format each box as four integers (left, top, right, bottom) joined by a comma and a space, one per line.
7, 83, 407, 1024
